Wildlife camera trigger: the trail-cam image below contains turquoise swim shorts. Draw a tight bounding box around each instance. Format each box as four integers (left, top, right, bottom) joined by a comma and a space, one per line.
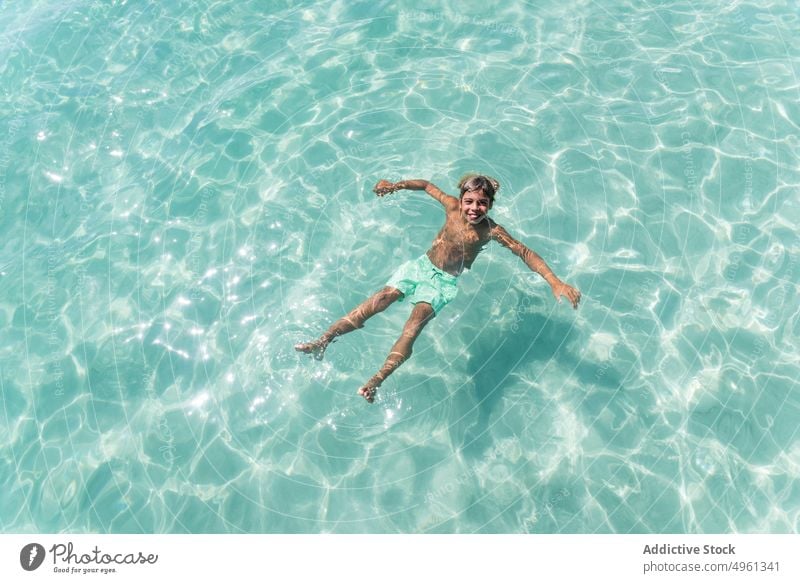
386, 254, 458, 314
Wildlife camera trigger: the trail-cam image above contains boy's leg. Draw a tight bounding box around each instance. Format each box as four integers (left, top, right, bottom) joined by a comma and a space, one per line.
295, 286, 403, 359
358, 302, 435, 403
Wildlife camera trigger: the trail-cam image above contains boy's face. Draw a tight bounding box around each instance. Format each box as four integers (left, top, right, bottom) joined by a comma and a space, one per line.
460, 189, 492, 225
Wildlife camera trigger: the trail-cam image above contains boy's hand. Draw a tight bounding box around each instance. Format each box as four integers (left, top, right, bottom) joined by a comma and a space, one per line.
551, 281, 581, 309
373, 180, 396, 196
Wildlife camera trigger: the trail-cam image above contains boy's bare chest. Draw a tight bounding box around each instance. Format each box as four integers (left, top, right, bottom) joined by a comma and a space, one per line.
441, 219, 491, 246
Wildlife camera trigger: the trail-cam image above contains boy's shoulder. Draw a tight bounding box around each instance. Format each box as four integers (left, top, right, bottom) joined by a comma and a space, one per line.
441, 194, 460, 212
486, 216, 502, 232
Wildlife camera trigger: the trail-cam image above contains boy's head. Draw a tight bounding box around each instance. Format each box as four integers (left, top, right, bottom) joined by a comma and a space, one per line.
458, 174, 500, 202
457, 174, 500, 225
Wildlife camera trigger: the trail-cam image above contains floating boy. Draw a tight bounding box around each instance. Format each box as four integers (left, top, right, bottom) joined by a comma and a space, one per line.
295, 175, 581, 402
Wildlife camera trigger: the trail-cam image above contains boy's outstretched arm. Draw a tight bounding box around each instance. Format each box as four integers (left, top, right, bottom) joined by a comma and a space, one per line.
491, 223, 581, 309
373, 179, 458, 210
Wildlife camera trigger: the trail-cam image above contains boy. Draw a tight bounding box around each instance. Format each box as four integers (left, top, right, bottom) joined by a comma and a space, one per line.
295, 175, 581, 403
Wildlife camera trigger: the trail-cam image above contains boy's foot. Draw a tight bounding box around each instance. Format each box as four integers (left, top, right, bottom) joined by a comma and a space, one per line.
294, 339, 328, 360
357, 378, 382, 403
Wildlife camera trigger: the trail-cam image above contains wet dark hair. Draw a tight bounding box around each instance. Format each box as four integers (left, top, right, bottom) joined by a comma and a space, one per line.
458, 174, 500, 202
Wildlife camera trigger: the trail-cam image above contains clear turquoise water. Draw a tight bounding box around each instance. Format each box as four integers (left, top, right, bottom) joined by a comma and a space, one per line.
1, 0, 798, 533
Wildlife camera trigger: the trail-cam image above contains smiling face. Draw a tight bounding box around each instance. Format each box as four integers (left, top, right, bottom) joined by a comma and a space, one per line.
460, 188, 492, 225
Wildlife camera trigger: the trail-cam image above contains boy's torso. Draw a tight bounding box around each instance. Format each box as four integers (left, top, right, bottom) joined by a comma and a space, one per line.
426, 208, 494, 276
